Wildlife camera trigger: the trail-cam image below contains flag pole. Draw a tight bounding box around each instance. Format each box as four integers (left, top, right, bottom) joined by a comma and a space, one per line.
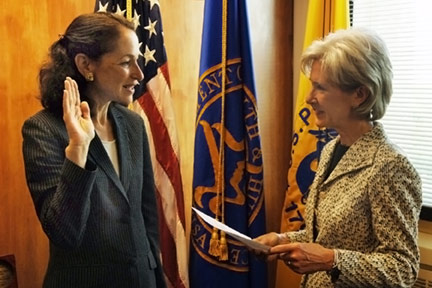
126, 0, 132, 20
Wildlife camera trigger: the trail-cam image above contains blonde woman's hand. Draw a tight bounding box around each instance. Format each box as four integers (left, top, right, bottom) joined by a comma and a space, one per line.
269, 242, 334, 274
251, 232, 282, 261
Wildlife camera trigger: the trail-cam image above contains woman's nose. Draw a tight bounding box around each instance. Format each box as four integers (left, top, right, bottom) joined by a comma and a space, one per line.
132, 61, 144, 81
305, 89, 315, 105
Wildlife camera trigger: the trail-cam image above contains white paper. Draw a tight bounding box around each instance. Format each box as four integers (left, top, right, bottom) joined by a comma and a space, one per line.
192, 207, 270, 252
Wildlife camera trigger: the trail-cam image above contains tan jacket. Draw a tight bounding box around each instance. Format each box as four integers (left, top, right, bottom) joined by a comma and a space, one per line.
288, 122, 422, 288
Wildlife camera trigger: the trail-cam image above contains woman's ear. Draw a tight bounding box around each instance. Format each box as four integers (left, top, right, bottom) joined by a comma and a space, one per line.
355, 86, 370, 106
74, 53, 94, 81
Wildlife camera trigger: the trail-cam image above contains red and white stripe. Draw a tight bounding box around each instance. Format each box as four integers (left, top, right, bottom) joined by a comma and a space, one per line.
131, 62, 188, 288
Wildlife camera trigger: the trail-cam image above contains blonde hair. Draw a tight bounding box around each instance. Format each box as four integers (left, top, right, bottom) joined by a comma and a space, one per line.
301, 27, 393, 120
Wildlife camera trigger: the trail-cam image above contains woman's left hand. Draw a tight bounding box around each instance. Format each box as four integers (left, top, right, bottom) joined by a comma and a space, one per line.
270, 242, 334, 274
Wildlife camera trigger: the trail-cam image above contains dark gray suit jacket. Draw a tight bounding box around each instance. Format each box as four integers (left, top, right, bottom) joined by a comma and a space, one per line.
22, 103, 166, 288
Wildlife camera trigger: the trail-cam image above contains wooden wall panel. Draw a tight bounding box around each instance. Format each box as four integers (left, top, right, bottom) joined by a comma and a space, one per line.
0, 1, 95, 287
248, 1, 294, 287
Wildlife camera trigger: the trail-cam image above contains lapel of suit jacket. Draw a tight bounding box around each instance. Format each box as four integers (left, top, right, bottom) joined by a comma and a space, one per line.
308, 124, 383, 241
109, 104, 132, 195
307, 142, 333, 241
322, 122, 385, 186
87, 104, 132, 202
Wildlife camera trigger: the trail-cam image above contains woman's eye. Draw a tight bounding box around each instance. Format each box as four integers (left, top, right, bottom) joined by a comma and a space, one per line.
315, 84, 325, 91
120, 61, 131, 67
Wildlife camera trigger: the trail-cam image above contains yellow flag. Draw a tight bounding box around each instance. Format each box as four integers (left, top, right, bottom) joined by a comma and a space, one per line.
276, 1, 348, 287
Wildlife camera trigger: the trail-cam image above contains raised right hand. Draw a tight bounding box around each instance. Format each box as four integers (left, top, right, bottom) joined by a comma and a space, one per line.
62, 77, 95, 167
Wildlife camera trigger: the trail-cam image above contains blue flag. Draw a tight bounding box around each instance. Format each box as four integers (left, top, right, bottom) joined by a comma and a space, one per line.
190, 0, 267, 287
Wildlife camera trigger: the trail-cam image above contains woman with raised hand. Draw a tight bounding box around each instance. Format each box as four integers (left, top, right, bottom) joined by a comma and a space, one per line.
22, 12, 166, 288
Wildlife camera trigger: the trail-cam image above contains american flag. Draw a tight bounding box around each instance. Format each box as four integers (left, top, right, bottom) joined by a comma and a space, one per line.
95, 1, 188, 287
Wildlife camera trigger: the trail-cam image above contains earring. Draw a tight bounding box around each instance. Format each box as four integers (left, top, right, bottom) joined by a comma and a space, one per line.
86, 72, 94, 82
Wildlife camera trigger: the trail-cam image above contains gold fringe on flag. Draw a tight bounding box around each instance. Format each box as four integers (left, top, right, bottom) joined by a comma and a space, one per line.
219, 231, 228, 261
209, 227, 220, 256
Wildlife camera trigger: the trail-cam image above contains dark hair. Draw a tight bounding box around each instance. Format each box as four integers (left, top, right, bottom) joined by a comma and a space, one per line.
38, 12, 135, 116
